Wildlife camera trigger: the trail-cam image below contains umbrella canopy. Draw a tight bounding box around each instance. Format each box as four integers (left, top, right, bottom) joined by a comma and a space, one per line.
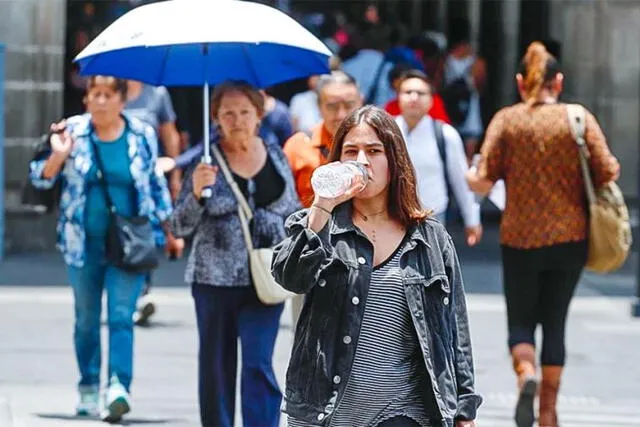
74, 0, 332, 87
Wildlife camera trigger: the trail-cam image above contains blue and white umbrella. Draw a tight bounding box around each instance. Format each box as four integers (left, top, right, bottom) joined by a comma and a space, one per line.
74, 0, 331, 195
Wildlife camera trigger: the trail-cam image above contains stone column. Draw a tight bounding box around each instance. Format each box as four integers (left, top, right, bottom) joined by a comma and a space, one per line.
468, 0, 482, 51
436, 0, 448, 33
500, 0, 520, 107
0, 0, 67, 252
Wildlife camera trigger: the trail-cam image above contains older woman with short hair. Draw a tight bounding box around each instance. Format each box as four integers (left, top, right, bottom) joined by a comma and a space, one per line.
170, 80, 300, 427
29, 75, 174, 423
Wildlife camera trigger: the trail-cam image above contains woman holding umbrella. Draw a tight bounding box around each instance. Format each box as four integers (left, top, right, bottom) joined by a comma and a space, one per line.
170, 80, 300, 427
29, 76, 175, 422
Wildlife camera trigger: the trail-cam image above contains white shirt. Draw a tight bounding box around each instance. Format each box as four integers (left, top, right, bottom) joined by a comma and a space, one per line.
289, 90, 321, 136
396, 115, 480, 227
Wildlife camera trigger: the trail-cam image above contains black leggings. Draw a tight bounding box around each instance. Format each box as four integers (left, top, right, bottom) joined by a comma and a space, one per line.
501, 241, 587, 366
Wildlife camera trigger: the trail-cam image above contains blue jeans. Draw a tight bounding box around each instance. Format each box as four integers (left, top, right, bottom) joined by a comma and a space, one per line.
192, 284, 283, 427
68, 239, 144, 392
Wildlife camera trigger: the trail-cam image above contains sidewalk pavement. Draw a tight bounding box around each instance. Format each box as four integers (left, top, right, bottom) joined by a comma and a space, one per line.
1, 221, 639, 426
1, 288, 639, 427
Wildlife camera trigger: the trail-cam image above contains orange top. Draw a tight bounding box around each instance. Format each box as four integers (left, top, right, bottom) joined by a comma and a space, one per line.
478, 103, 619, 249
283, 122, 333, 208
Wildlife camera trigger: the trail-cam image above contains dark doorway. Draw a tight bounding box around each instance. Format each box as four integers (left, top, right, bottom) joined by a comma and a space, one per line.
518, 0, 558, 60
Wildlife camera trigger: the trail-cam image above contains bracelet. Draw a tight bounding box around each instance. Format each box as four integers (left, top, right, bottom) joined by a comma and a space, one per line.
311, 204, 332, 216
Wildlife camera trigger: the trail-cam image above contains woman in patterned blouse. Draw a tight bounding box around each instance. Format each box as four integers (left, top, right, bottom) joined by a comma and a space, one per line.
30, 76, 176, 423
170, 81, 300, 427
466, 42, 620, 427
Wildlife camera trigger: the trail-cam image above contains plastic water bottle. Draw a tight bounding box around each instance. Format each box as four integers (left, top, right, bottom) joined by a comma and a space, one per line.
311, 161, 369, 199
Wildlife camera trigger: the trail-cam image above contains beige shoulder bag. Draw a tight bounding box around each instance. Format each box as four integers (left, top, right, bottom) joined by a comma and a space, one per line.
212, 144, 295, 304
566, 104, 631, 273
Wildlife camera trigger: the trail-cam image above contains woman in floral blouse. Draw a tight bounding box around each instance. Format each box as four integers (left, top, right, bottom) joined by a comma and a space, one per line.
466, 42, 619, 427
30, 76, 176, 423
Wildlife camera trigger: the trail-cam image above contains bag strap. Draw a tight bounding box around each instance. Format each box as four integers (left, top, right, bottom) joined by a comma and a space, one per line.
210, 144, 255, 251
433, 119, 450, 191
88, 134, 117, 214
236, 201, 255, 252
566, 104, 596, 205
211, 144, 254, 221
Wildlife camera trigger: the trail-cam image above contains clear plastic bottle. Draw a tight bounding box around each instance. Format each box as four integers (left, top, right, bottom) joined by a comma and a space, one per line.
311, 161, 369, 199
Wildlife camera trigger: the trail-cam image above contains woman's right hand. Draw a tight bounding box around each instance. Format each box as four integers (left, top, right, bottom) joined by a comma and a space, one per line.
192, 162, 219, 199
312, 187, 359, 214
49, 120, 74, 158
311, 161, 363, 213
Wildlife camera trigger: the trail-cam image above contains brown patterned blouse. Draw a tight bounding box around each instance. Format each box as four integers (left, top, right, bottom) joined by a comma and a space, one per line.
478, 102, 619, 249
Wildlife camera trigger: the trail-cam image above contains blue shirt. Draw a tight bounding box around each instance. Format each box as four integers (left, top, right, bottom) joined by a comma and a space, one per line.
343, 49, 395, 107
85, 130, 137, 238
263, 99, 294, 146
125, 85, 177, 156
29, 113, 173, 267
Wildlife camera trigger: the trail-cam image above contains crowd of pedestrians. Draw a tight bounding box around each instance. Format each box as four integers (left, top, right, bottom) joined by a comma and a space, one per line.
28, 2, 623, 427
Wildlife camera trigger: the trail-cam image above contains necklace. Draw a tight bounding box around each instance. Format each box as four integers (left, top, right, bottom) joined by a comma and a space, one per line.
353, 206, 387, 222
353, 207, 387, 243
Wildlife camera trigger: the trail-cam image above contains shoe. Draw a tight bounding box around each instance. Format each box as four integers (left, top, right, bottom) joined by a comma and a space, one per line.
76, 386, 100, 417
538, 366, 562, 427
515, 376, 538, 427
511, 343, 538, 427
133, 297, 155, 326
101, 376, 130, 423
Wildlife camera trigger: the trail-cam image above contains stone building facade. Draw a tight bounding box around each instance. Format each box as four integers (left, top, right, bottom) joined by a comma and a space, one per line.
1, 0, 66, 252
2, 0, 639, 252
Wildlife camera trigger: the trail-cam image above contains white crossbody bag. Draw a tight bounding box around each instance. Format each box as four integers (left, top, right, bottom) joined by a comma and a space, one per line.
211, 144, 295, 305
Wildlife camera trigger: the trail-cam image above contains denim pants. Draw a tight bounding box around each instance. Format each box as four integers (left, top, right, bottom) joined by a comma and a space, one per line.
67, 239, 144, 392
192, 284, 283, 427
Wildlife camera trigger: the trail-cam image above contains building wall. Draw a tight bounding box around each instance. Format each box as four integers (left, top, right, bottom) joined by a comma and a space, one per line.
550, 0, 640, 198
2, 0, 639, 253
1, 0, 67, 252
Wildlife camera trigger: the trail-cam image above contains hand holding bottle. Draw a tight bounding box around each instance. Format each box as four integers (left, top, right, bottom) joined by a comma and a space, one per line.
311, 161, 368, 199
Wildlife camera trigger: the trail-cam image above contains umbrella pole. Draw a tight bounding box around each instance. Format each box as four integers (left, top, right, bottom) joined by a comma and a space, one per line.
201, 82, 212, 199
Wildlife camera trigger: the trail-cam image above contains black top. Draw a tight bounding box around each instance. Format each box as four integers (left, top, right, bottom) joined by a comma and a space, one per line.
232, 154, 284, 207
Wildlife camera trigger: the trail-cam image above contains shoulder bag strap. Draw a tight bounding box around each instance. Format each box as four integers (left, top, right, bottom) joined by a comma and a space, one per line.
211, 144, 254, 221
433, 119, 450, 191
88, 134, 117, 214
566, 104, 596, 205
210, 144, 255, 251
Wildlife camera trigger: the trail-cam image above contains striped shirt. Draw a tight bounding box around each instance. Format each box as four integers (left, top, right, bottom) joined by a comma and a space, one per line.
288, 239, 432, 427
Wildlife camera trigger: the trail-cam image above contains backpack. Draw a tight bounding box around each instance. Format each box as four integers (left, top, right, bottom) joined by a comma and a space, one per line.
21, 133, 62, 213
441, 62, 473, 127
567, 104, 631, 273
433, 119, 449, 190
433, 119, 456, 221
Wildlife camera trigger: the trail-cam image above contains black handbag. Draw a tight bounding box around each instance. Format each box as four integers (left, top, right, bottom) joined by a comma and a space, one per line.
21, 133, 62, 213
89, 136, 158, 273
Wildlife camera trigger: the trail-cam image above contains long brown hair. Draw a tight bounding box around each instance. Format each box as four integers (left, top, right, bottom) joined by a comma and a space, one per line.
520, 41, 561, 104
329, 105, 429, 227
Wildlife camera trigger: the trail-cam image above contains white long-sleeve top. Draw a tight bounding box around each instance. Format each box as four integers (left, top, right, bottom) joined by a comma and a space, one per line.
396, 115, 481, 227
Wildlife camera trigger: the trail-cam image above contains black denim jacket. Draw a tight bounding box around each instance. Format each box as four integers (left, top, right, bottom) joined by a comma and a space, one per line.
271, 204, 482, 426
